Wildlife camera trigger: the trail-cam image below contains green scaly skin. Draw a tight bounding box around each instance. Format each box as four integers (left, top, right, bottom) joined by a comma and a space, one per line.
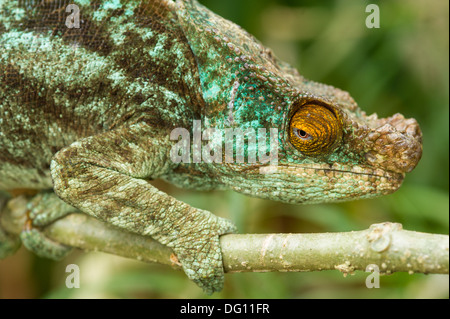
0, 0, 422, 293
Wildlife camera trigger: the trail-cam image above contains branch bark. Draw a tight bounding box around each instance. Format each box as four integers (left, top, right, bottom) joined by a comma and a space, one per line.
1, 195, 448, 275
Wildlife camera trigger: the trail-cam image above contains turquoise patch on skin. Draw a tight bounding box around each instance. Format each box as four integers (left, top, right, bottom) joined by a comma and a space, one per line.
124, 8, 134, 16
203, 83, 222, 101
75, 0, 92, 6
92, 0, 123, 21
11, 7, 25, 20
147, 34, 168, 58
103, 0, 123, 11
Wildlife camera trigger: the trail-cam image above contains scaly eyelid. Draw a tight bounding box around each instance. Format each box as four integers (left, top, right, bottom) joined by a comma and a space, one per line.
288, 103, 343, 157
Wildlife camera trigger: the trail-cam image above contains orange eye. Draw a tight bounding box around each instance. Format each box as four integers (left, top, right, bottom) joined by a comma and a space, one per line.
289, 104, 342, 156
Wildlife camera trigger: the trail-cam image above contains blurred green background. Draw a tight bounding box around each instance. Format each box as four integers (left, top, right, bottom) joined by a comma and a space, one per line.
0, 0, 448, 298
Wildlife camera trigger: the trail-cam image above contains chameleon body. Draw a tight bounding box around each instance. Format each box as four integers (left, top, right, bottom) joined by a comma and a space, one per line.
0, 0, 422, 293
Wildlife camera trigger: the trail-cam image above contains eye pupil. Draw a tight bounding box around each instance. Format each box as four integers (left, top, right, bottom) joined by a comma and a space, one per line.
294, 128, 309, 139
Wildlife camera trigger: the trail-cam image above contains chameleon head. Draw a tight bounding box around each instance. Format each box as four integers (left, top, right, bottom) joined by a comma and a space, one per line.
225, 85, 423, 204
285, 94, 423, 176
175, 0, 423, 204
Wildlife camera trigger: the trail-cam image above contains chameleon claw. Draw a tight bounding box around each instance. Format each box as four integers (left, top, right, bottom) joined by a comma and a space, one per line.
24, 209, 33, 232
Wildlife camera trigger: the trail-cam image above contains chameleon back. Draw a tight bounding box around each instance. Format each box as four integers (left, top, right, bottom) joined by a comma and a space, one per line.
0, 0, 201, 190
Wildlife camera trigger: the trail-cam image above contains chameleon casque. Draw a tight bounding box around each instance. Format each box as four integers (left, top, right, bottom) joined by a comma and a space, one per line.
0, 0, 422, 294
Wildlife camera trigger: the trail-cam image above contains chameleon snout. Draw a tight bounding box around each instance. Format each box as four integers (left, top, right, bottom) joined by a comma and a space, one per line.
364, 113, 423, 174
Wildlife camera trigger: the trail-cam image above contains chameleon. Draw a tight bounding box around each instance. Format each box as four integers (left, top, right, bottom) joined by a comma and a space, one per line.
0, 0, 422, 294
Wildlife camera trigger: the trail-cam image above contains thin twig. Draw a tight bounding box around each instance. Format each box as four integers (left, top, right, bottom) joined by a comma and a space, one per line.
1, 195, 448, 275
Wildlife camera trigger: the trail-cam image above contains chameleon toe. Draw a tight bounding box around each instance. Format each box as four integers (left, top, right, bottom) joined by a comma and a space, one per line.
20, 228, 72, 260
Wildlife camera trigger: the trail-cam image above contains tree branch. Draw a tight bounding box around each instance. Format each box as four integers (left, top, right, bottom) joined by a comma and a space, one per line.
1, 195, 448, 275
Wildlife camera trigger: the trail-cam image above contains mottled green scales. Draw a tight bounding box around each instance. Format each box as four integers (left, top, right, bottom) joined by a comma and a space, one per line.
0, 0, 422, 293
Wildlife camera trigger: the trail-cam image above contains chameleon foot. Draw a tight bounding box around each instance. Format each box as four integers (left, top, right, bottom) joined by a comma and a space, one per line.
27, 192, 76, 227
20, 227, 72, 260
19, 192, 75, 260
169, 213, 237, 294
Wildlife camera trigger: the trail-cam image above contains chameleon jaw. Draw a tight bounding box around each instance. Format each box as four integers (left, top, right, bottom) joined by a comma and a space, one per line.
224, 162, 405, 204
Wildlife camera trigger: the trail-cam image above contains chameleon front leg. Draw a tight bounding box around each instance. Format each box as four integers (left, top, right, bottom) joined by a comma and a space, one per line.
50, 122, 236, 294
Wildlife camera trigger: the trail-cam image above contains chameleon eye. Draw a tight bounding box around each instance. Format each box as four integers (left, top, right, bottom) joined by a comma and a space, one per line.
289, 104, 342, 156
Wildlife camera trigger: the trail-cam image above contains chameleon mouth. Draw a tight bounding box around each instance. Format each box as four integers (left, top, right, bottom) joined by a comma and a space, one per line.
260, 162, 405, 198
276, 162, 405, 182
228, 162, 405, 204
243, 161, 404, 182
